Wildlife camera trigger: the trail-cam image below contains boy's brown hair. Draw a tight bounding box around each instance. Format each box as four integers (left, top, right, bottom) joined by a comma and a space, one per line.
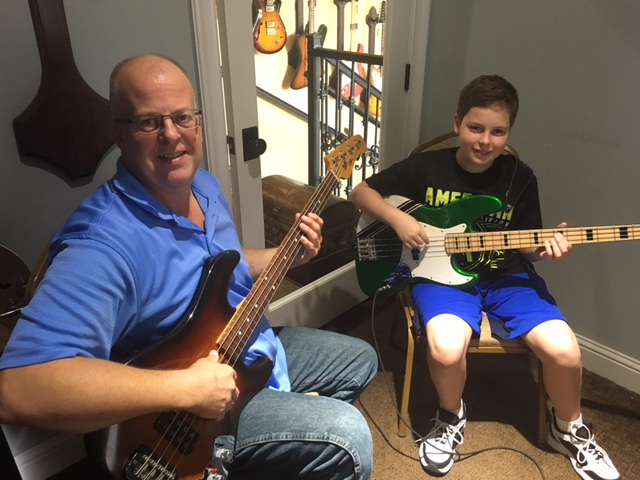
457, 75, 519, 126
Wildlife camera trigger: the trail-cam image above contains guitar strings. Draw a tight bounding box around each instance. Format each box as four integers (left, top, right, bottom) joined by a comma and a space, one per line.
220, 167, 344, 366
219, 139, 363, 365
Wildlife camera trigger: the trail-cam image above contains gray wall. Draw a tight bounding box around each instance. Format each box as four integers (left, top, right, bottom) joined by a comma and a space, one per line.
420, 1, 640, 361
0, 0, 198, 457
0, 0, 198, 268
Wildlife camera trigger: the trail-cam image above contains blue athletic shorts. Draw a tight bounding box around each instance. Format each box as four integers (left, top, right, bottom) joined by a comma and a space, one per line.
411, 272, 567, 339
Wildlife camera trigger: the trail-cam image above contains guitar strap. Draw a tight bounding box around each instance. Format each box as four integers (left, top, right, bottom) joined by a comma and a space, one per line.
503, 156, 534, 213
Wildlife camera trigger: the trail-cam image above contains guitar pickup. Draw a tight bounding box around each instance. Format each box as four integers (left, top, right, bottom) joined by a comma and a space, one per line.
154, 411, 199, 455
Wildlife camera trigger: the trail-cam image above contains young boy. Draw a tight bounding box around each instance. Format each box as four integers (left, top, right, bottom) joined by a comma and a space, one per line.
350, 75, 620, 480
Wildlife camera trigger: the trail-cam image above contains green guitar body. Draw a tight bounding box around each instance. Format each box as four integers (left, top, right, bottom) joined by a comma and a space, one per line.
355, 195, 503, 298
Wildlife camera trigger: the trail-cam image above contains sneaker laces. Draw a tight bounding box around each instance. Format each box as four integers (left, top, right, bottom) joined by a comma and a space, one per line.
571, 423, 607, 464
418, 414, 465, 455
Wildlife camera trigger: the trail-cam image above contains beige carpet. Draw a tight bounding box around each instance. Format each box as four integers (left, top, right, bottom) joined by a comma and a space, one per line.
325, 297, 640, 480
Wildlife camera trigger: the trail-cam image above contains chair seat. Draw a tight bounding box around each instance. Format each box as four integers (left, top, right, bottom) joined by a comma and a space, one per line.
469, 315, 532, 353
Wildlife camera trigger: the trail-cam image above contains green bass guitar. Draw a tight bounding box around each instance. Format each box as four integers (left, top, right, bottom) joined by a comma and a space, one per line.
355, 195, 640, 298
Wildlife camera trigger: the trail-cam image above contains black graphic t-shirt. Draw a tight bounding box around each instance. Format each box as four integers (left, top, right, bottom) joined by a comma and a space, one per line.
364, 147, 542, 277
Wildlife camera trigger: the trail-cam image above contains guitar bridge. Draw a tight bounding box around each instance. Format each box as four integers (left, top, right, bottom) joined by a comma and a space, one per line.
356, 238, 377, 261
124, 445, 178, 480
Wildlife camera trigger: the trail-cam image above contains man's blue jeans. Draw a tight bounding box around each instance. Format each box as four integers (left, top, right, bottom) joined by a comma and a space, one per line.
229, 327, 378, 479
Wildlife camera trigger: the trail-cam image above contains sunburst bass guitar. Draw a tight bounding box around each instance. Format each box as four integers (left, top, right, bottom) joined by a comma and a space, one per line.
355, 195, 640, 298
84, 136, 366, 480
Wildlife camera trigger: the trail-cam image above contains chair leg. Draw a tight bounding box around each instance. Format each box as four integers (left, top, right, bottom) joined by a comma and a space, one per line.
536, 359, 549, 444
389, 297, 401, 347
398, 322, 415, 437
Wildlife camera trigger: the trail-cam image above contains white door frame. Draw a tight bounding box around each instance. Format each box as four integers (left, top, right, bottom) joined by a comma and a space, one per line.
191, 0, 266, 248
379, 0, 431, 166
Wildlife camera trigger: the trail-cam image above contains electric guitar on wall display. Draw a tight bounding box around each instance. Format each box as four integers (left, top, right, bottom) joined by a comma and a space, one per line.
253, 0, 287, 54
339, 0, 366, 100
366, 1, 385, 117
355, 195, 640, 298
333, 0, 349, 51
289, 0, 328, 90
84, 136, 366, 480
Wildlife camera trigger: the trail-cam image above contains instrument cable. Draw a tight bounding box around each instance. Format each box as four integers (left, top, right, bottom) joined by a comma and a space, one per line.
366, 289, 547, 480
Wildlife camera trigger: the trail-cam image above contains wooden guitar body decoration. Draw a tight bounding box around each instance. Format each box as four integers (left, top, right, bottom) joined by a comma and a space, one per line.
85, 136, 366, 480
355, 195, 640, 298
253, 0, 287, 54
13, 0, 113, 179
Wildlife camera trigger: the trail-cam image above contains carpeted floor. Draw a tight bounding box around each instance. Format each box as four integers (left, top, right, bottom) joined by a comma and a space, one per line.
323, 297, 640, 480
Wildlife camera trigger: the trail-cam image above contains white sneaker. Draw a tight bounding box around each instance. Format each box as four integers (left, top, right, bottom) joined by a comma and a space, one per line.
418, 403, 466, 477
547, 413, 620, 480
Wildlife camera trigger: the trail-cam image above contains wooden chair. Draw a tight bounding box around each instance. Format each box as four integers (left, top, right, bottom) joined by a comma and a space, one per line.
390, 133, 547, 443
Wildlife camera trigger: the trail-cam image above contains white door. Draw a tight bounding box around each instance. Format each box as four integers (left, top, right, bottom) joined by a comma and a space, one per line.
190, 0, 431, 327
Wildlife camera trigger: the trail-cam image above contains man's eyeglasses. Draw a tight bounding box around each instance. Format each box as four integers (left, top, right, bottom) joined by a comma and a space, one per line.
115, 109, 202, 135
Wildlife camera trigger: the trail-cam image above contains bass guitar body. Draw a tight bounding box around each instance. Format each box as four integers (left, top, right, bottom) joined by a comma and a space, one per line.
355, 195, 502, 298
253, 0, 287, 54
85, 251, 273, 480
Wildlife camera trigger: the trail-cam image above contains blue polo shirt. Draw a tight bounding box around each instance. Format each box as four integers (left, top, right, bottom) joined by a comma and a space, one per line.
0, 160, 291, 391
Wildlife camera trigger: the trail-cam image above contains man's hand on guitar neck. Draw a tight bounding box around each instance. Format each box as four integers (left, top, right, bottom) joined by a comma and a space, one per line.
520, 221, 573, 263
243, 213, 324, 279
291, 213, 324, 268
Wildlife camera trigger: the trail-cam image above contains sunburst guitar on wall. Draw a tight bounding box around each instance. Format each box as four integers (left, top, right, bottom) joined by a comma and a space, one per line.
289, 0, 327, 90
253, 0, 287, 54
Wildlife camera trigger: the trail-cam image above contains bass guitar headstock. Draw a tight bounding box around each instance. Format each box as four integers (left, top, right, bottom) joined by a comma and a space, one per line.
323, 134, 366, 180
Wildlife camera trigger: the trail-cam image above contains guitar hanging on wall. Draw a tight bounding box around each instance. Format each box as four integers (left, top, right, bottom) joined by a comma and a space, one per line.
339, 0, 366, 100
289, 0, 327, 90
253, 0, 287, 54
333, 0, 349, 51
365, 1, 385, 117
355, 194, 640, 298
